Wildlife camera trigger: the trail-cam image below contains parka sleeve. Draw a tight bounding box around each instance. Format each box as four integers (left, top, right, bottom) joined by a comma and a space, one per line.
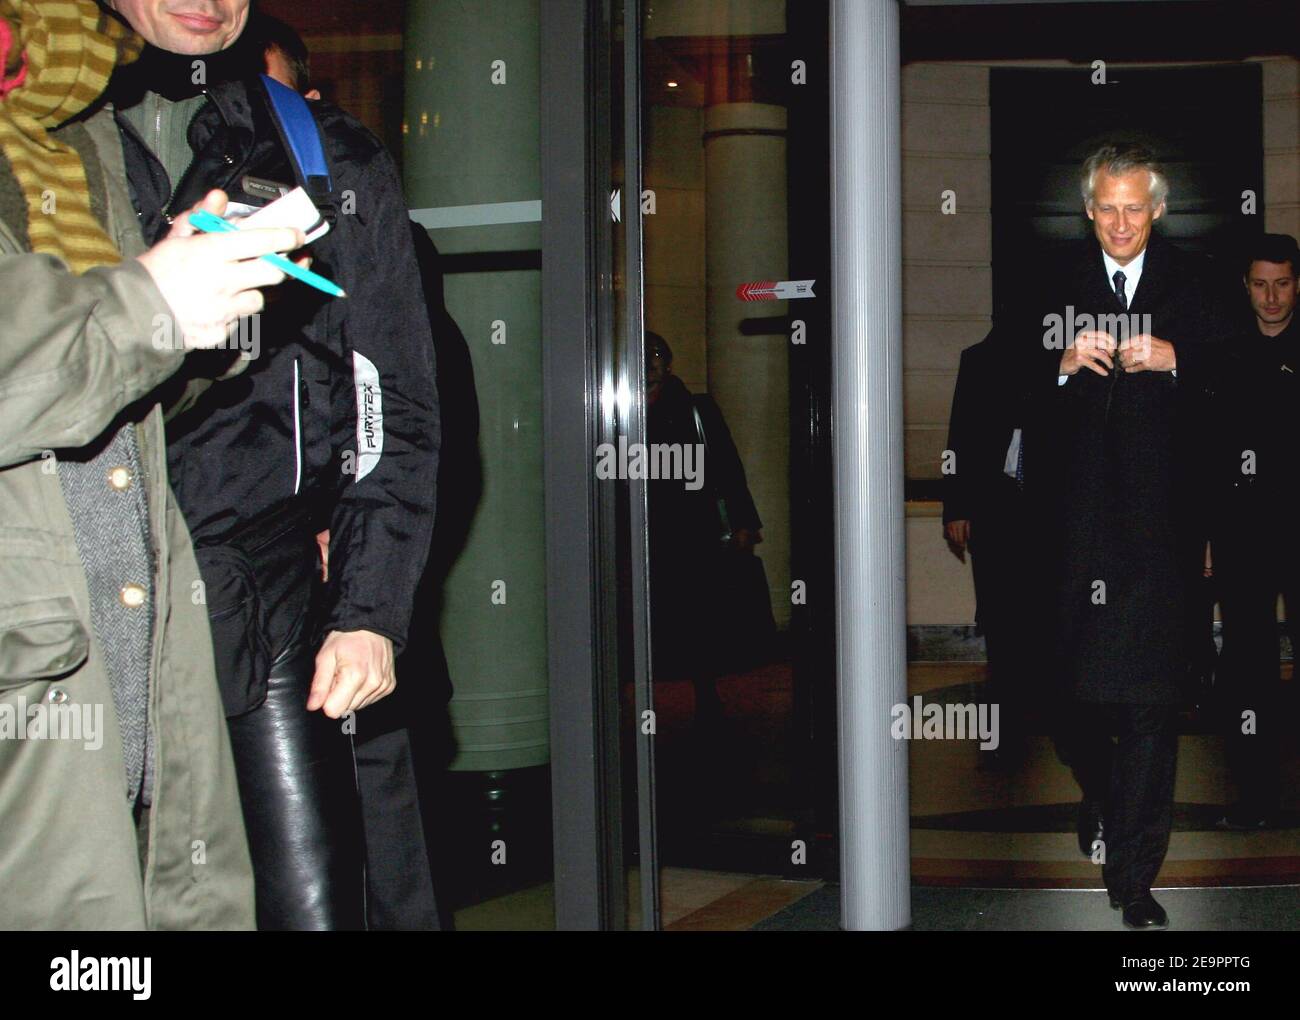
0, 251, 184, 467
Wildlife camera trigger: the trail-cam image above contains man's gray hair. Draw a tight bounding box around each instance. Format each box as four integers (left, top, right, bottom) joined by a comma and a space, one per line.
1080, 144, 1169, 210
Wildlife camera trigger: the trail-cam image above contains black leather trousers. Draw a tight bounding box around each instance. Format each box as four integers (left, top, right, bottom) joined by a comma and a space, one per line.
218, 525, 367, 932
226, 635, 367, 930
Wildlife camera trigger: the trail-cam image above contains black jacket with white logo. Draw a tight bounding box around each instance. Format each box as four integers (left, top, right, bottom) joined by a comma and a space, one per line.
108, 67, 439, 656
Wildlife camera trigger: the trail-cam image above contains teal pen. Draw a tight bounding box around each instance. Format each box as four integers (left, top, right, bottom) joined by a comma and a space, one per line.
187, 210, 347, 298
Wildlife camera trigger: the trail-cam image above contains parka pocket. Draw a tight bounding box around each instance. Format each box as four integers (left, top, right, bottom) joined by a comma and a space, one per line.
194, 545, 272, 718
0, 596, 90, 688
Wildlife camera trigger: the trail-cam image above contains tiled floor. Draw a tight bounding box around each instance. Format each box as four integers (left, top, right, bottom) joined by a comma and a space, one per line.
452, 659, 1298, 928
755, 883, 1300, 931
453, 869, 821, 931
455, 873, 1300, 931
907, 661, 1300, 885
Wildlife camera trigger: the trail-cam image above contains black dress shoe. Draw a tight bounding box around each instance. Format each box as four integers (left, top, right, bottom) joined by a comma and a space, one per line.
1077, 799, 1104, 857
1120, 894, 1168, 930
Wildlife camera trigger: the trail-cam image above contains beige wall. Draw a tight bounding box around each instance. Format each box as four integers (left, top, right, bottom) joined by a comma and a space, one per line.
902, 63, 992, 484
907, 503, 977, 626
1263, 58, 1300, 240
644, 105, 710, 394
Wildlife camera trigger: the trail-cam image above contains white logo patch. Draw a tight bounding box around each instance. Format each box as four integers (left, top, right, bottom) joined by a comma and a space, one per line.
353, 351, 384, 482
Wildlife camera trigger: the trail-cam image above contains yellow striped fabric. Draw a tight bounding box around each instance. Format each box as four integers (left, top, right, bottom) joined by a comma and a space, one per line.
0, 0, 143, 273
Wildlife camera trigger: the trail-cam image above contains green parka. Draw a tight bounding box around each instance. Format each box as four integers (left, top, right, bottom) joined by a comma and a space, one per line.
0, 104, 255, 930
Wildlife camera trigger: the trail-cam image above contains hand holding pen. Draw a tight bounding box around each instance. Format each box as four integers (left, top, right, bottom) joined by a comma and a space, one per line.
136, 189, 313, 350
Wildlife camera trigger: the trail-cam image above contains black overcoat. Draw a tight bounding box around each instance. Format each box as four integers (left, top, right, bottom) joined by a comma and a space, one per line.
942, 328, 1034, 527
1022, 232, 1233, 704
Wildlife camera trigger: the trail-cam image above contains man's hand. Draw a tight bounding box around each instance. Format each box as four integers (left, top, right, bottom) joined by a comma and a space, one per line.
1118, 333, 1176, 373
307, 629, 396, 719
945, 519, 971, 561
1060, 330, 1115, 377
136, 189, 306, 351
730, 528, 762, 555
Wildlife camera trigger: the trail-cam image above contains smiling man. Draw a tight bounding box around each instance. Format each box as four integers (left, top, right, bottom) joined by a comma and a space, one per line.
1022, 143, 1234, 930
109, 0, 248, 52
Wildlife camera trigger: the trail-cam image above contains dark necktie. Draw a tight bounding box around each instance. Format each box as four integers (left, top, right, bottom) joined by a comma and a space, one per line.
1113, 270, 1128, 310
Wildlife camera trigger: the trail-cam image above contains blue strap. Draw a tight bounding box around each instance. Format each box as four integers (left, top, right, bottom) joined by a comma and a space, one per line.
260, 74, 332, 195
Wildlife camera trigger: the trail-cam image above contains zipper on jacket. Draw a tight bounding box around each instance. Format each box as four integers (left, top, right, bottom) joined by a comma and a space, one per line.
113, 110, 173, 227
164, 87, 240, 222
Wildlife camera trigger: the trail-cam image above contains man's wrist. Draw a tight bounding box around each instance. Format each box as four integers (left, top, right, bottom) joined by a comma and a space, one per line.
322, 618, 406, 653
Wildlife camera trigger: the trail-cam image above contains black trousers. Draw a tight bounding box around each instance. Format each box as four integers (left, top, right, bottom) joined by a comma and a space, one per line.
222, 536, 367, 931
1057, 702, 1179, 904
354, 695, 447, 930
969, 478, 1042, 739
1212, 493, 1294, 817
226, 635, 367, 930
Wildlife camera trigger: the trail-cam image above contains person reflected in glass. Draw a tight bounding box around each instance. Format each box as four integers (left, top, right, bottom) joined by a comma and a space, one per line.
645, 331, 768, 728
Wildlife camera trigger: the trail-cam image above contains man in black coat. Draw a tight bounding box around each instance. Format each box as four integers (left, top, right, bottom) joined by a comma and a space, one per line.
104, 0, 440, 929
1206, 233, 1300, 830
1022, 144, 1234, 930
942, 327, 1040, 764
259, 13, 471, 932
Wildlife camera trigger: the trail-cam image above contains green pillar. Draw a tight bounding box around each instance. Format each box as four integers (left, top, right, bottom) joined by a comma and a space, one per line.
404, 0, 547, 772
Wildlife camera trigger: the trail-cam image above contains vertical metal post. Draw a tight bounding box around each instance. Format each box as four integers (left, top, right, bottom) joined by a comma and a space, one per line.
541, 0, 625, 931
830, 0, 911, 931
621, 0, 661, 932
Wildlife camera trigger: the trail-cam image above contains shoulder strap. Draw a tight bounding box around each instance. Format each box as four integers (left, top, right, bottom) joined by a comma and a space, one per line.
259, 74, 333, 199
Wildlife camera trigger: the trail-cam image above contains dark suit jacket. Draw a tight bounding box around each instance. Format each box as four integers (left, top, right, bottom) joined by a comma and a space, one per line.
942, 329, 1022, 526
1022, 231, 1234, 704
1208, 314, 1300, 514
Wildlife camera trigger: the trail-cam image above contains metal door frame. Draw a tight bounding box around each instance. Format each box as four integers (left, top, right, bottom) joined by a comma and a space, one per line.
540, 0, 658, 931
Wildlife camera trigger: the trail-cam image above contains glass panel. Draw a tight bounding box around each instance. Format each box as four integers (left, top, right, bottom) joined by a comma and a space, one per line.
636, 0, 836, 929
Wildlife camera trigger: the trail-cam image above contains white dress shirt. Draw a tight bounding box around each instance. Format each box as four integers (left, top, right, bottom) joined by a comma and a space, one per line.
1058, 244, 1171, 384
1102, 246, 1146, 308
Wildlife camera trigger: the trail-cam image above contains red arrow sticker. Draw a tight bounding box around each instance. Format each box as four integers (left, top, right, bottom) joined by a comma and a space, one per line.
736, 279, 816, 301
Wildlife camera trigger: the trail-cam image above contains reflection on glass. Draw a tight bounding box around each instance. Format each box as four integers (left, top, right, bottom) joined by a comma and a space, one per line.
638, 0, 829, 928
